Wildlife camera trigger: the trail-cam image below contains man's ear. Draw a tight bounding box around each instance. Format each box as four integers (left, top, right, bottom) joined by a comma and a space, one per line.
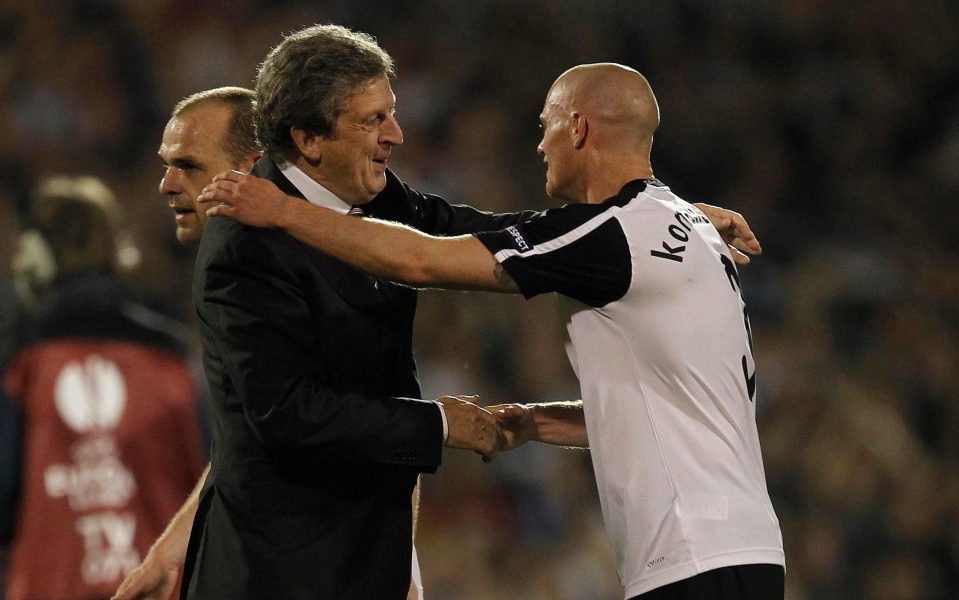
238, 152, 262, 175
290, 127, 323, 162
571, 112, 588, 149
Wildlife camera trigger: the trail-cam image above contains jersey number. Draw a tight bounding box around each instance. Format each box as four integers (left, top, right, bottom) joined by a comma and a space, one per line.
720, 254, 756, 401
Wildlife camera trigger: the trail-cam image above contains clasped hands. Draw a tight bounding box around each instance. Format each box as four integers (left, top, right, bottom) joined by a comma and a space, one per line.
438, 395, 534, 461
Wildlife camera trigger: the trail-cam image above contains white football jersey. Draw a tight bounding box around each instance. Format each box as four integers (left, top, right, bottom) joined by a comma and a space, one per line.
476, 180, 783, 597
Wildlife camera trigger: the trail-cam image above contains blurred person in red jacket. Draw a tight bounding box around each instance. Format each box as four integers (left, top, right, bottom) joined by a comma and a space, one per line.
0, 175, 207, 600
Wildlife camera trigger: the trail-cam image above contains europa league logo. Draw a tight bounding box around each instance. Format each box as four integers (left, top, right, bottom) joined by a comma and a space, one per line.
46, 354, 136, 511
54, 355, 126, 433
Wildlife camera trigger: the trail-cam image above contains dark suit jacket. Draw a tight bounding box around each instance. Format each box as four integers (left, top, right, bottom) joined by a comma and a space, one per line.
183, 160, 535, 599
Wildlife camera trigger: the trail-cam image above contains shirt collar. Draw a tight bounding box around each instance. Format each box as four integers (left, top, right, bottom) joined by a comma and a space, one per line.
278, 162, 353, 214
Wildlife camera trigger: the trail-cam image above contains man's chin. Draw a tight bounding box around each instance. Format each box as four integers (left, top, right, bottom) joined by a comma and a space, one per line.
175, 227, 201, 245
364, 175, 388, 199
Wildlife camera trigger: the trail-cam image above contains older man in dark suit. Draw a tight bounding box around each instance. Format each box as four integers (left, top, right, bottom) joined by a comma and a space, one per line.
181, 25, 532, 599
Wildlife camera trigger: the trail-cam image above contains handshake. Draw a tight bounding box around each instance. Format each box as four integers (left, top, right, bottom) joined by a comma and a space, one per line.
438, 395, 538, 460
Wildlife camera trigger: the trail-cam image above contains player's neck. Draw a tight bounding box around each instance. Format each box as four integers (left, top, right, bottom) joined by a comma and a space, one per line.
582, 161, 654, 204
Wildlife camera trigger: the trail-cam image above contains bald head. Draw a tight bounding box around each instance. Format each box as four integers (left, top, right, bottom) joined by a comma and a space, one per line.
537, 63, 659, 204
549, 63, 660, 145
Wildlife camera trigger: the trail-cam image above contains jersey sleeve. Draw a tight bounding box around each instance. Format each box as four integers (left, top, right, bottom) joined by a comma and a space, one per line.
364, 169, 539, 235
473, 202, 632, 307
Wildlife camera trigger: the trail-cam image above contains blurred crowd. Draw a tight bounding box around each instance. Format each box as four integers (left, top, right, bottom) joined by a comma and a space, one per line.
0, 1, 957, 598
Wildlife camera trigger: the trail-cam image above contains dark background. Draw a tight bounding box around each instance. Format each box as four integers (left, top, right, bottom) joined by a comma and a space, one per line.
0, 1, 957, 598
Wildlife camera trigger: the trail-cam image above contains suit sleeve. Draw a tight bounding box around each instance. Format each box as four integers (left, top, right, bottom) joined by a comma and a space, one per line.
198, 226, 443, 471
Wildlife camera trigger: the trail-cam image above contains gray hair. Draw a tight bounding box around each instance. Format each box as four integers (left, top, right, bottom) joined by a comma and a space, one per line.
254, 24, 395, 162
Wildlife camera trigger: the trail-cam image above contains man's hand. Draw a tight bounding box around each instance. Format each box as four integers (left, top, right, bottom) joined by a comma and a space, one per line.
111, 551, 178, 600
694, 203, 762, 265
491, 401, 587, 448
113, 466, 208, 600
439, 395, 501, 459
199, 170, 294, 228
488, 404, 537, 451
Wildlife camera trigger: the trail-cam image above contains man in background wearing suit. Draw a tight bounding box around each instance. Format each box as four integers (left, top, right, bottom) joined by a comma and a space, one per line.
113, 86, 261, 600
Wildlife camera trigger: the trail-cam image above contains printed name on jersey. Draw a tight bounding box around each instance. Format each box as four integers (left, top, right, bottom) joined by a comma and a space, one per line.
649, 205, 708, 263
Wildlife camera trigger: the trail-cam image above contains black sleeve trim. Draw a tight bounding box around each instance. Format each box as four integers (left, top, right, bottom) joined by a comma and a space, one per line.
475, 205, 632, 307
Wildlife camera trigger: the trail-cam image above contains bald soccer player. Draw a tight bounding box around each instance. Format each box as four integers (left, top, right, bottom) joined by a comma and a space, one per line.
200, 63, 783, 599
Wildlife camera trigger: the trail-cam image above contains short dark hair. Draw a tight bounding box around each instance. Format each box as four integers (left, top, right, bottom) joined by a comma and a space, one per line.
255, 24, 395, 162
173, 86, 259, 165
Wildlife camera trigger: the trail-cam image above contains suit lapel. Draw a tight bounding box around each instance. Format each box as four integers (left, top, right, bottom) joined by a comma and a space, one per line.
253, 159, 398, 310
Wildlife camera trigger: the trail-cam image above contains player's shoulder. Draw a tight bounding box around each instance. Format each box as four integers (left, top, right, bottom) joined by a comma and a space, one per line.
623, 182, 708, 222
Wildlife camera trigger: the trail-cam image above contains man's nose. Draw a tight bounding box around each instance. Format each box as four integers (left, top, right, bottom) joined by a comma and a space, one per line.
382, 114, 404, 146
159, 169, 179, 195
